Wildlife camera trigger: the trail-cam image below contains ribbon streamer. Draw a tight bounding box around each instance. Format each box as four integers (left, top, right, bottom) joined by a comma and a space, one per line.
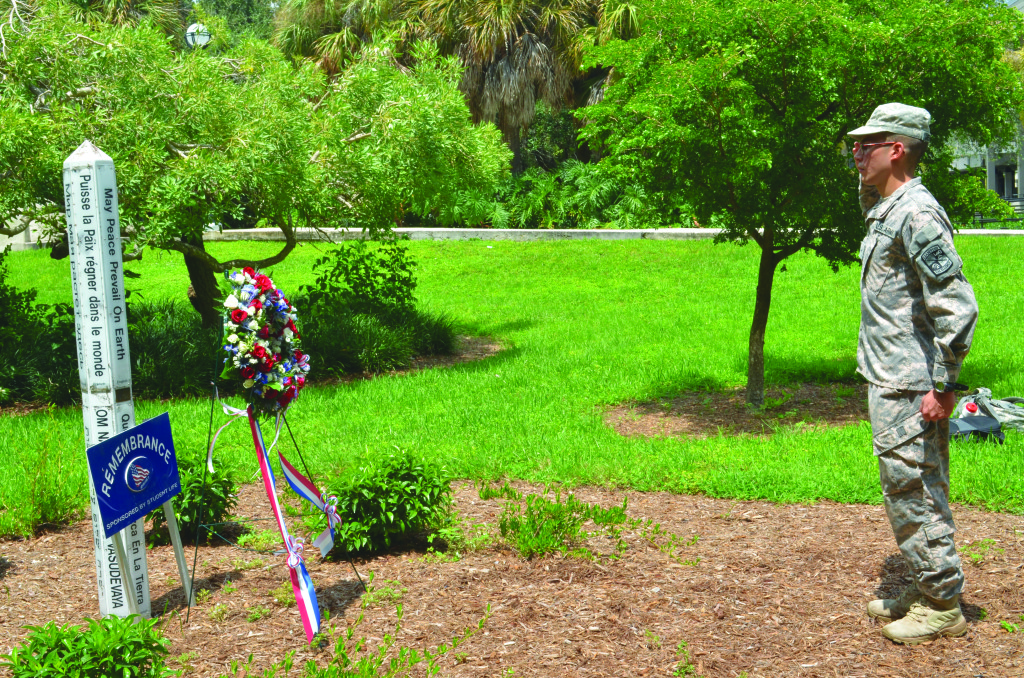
278, 448, 341, 557
206, 387, 285, 475
248, 406, 321, 641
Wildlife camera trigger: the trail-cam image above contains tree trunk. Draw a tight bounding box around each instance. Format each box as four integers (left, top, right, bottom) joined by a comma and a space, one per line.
182, 236, 223, 329
507, 127, 525, 175
746, 244, 778, 407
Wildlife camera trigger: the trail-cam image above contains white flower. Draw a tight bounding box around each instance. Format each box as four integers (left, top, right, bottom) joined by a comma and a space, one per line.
231, 273, 245, 285
227, 334, 239, 344
283, 328, 293, 340
243, 379, 255, 388
247, 306, 256, 316
224, 294, 240, 309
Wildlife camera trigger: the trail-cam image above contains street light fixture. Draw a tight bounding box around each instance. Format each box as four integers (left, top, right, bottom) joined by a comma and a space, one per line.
184, 23, 212, 49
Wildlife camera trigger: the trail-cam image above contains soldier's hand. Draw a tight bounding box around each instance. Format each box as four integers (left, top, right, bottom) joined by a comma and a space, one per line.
920, 390, 955, 421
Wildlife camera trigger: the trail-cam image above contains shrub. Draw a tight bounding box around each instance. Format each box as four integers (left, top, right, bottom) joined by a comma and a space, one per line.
0, 615, 171, 678
127, 300, 223, 398
304, 238, 417, 320
298, 239, 457, 375
147, 458, 238, 544
324, 449, 452, 553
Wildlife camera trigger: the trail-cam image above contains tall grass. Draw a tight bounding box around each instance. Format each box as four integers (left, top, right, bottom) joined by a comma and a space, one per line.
2, 237, 1022, 537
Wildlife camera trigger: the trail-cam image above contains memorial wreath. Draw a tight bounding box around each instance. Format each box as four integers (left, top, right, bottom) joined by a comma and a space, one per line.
219, 267, 309, 416
206, 268, 342, 641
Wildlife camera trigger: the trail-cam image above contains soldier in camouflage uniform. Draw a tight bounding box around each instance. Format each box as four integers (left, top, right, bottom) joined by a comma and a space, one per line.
849, 103, 978, 644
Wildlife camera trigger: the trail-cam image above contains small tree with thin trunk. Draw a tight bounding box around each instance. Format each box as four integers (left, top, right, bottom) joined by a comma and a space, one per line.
579, 0, 1022, 405
0, 2, 508, 326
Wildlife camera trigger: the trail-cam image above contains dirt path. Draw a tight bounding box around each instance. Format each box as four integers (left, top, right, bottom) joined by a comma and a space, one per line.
1, 483, 1022, 678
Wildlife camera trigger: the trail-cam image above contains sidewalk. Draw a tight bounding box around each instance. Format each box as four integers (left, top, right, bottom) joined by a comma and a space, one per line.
202, 227, 1024, 243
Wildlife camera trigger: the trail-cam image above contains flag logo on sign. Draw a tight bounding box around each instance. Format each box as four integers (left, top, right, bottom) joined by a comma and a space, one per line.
125, 457, 152, 493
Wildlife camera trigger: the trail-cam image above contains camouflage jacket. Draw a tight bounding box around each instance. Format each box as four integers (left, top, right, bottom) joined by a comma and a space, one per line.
857, 177, 978, 391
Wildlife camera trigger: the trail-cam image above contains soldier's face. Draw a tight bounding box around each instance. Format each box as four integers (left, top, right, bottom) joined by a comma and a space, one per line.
854, 134, 900, 187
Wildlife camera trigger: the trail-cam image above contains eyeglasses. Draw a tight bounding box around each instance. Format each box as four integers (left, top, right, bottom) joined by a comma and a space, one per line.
852, 141, 898, 155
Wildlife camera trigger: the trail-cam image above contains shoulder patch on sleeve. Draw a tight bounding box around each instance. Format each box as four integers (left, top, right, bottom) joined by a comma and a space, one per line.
920, 242, 956, 278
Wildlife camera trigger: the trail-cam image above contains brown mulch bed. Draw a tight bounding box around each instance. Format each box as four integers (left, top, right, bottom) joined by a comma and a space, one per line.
606, 383, 870, 438
2, 483, 1022, 677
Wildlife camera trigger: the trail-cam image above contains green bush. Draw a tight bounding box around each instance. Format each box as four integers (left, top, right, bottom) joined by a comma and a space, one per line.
127, 300, 223, 398
305, 238, 417, 320
147, 459, 238, 544
298, 238, 457, 375
0, 615, 171, 678
323, 449, 452, 553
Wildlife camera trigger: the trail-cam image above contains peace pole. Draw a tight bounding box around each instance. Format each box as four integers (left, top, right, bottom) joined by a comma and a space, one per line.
64, 140, 151, 618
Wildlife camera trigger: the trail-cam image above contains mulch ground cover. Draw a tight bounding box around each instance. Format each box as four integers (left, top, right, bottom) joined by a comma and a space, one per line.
605, 383, 870, 438
2, 482, 1022, 678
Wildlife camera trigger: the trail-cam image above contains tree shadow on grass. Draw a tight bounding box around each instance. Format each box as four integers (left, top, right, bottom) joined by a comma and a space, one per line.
763, 354, 860, 387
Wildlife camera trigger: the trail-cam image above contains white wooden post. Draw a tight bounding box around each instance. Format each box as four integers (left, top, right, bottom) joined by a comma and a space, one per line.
64, 140, 151, 619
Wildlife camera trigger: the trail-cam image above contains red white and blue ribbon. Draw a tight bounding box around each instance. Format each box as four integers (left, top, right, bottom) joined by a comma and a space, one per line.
247, 406, 320, 641
278, 450, 341, 557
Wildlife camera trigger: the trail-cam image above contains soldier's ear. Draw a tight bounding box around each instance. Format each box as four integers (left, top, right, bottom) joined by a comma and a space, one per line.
891, 142, 908, 162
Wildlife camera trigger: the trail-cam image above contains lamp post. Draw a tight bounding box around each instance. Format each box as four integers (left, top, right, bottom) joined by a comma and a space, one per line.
184, 23, 212, 49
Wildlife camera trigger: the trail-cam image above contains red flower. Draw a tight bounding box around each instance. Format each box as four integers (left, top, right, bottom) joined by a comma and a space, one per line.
241, 366, 256, 379
296, 376, 306, 387
263, 389, 279, 400
257, 326, 271, 339
278, 385, 298, 408
258, 361, 272, 373
252, 345, 267, 359
294, 351, 304, 362
230, 309, 248, 323
242, 267, 256, 278
251, 299, 263, 311
254, 274, 273, 292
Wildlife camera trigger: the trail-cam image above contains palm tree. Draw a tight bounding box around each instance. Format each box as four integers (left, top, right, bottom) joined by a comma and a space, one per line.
60, 0, 184, 33
272, 0, 638, 170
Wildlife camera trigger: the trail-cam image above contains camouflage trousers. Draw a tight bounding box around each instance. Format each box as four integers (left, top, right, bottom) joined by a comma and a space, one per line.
868, 385, 964, 602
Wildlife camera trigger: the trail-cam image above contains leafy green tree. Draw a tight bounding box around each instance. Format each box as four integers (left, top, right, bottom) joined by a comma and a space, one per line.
0, 0, 508, 326
197, 0, 276, 39
272, 0, 640, 171
580, 0, 1023, 405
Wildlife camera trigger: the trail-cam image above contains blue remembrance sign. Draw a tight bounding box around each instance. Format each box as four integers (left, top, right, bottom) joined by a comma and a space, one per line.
86, 412, 182, 539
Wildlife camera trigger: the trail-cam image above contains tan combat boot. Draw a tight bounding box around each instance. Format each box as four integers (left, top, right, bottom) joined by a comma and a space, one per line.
880, 596, 967, 645
866, 583, 921, 621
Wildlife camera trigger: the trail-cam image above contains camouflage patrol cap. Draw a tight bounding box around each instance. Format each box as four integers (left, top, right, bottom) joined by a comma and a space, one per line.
848, 103, 931, 142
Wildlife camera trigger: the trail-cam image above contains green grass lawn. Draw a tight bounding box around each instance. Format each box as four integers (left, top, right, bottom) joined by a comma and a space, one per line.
3, 236, 1023, 536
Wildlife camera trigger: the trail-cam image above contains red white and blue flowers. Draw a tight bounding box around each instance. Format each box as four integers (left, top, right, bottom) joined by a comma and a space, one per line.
220, 267, 310, 415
